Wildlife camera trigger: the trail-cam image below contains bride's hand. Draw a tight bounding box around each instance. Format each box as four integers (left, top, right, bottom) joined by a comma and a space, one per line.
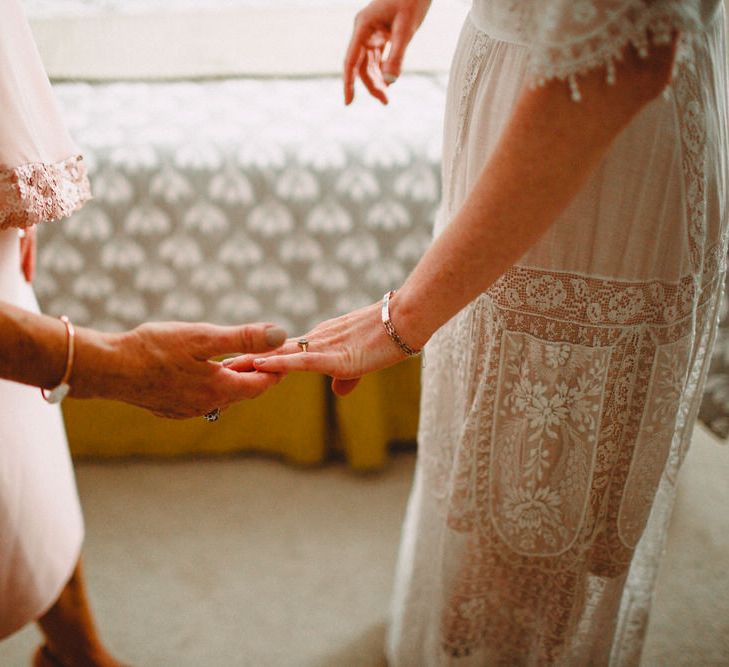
224, 302, 416, 396
344, 0, 431, 105
19, 226, 36, 283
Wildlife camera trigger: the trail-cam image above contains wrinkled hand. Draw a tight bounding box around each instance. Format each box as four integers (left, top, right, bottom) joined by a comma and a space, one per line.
224, 302, 409, 396
19, 227, 36, 283
74, 321, 288, 419
344, 0, 431, 105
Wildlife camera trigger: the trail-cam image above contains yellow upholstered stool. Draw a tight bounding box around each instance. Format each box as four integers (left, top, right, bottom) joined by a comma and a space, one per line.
65, 361, 421, 470
333, 357, 421, 470
65, 372, 328, 466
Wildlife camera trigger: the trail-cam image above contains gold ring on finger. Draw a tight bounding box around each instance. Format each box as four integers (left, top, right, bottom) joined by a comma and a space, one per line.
297, 338, 310, 353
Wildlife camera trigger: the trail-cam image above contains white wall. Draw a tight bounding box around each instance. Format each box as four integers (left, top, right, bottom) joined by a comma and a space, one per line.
28, 0, 470, 79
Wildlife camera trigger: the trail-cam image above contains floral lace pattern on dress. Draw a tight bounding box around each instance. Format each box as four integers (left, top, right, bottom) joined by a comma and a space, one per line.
419, 258, 716, 663
492, 331, 610, 556
388, 8, 727, 662
0, 155, 91, 230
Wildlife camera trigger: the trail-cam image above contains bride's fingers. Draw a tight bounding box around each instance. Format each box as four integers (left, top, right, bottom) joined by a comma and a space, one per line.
223, 336, 307, 371
253, 352, 331, 374
332, 377, 361, 396
360, 49, 388, 104
343, 13, 388, 104
371, 45, 387, 94
221, 355, 256, 372
382, 12, 411, 82
369, 51, 389, 103
344, 16, 371, 104
344, 47, 363, 105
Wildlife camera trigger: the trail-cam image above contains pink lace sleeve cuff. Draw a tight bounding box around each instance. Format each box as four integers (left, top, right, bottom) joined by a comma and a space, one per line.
0, 155, 91, 230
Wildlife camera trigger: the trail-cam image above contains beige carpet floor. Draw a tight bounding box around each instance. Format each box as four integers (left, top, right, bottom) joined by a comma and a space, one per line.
1, 426, 727, 666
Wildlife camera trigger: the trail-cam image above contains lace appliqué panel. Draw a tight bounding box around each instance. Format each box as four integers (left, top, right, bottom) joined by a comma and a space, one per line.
492, 331, 609, 557
418, 262, 720, 663
0, 155, 91, 230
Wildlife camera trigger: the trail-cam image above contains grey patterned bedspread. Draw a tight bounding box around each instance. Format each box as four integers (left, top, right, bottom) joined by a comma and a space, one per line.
36, 76, 728, 439
38, 77, 444, 336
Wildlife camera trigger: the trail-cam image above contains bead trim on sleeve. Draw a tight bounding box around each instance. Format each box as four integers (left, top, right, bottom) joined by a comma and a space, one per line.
528, 1, 704, 101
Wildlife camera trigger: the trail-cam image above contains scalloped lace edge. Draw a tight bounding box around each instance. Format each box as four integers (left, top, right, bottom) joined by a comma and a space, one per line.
0, 155, 91, 231
528, 2, 703, 101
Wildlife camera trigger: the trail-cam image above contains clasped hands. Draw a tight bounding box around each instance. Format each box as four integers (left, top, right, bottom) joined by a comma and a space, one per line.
23, 0, 428, 419
176, 0, 430, 404
224, 299, 417, 397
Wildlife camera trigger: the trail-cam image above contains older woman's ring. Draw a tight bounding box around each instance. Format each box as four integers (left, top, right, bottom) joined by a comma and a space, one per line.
204, 408, 221, 422
297, 338, 310, 353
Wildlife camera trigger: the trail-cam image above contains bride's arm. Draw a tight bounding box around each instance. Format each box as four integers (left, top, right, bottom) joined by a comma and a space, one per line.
391, 38, 677, 349
231, 38, 677, 389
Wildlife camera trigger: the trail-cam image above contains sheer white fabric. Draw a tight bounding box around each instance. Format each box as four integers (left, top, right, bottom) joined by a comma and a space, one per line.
388, 1, 728, 665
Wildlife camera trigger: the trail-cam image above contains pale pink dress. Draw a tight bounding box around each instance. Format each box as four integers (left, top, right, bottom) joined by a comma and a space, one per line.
0, 0, 90, 638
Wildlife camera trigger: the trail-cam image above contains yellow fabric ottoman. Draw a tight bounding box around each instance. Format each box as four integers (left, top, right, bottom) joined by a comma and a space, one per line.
65, 360, 421, 470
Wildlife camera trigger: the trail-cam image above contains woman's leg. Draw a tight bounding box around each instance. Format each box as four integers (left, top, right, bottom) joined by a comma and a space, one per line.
33, 558, 128, 667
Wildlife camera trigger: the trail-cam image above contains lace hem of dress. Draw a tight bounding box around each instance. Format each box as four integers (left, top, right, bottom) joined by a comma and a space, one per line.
529, 1, 702, 101
0, 155, 91, 230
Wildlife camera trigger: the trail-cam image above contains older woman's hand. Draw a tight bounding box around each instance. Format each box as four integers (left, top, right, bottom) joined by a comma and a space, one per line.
224, 301, 416, 396
72, 321, 288, 419
344, 0, 431, 105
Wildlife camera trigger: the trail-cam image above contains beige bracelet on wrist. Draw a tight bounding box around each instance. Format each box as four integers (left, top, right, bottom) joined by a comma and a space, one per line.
381, 290, 421, 357
41, 315, 75, 404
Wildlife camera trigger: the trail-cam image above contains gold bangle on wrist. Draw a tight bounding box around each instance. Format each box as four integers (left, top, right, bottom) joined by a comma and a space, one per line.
381, 290, 421, 357
41, 315, 75, 404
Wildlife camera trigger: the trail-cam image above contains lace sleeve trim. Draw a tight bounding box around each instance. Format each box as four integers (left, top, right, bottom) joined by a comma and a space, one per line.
0, 155, 91, 230
528, 1, 703, 101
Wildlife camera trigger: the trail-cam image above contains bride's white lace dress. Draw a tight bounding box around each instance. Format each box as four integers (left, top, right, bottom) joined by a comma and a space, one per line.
387, 1, 728, 665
